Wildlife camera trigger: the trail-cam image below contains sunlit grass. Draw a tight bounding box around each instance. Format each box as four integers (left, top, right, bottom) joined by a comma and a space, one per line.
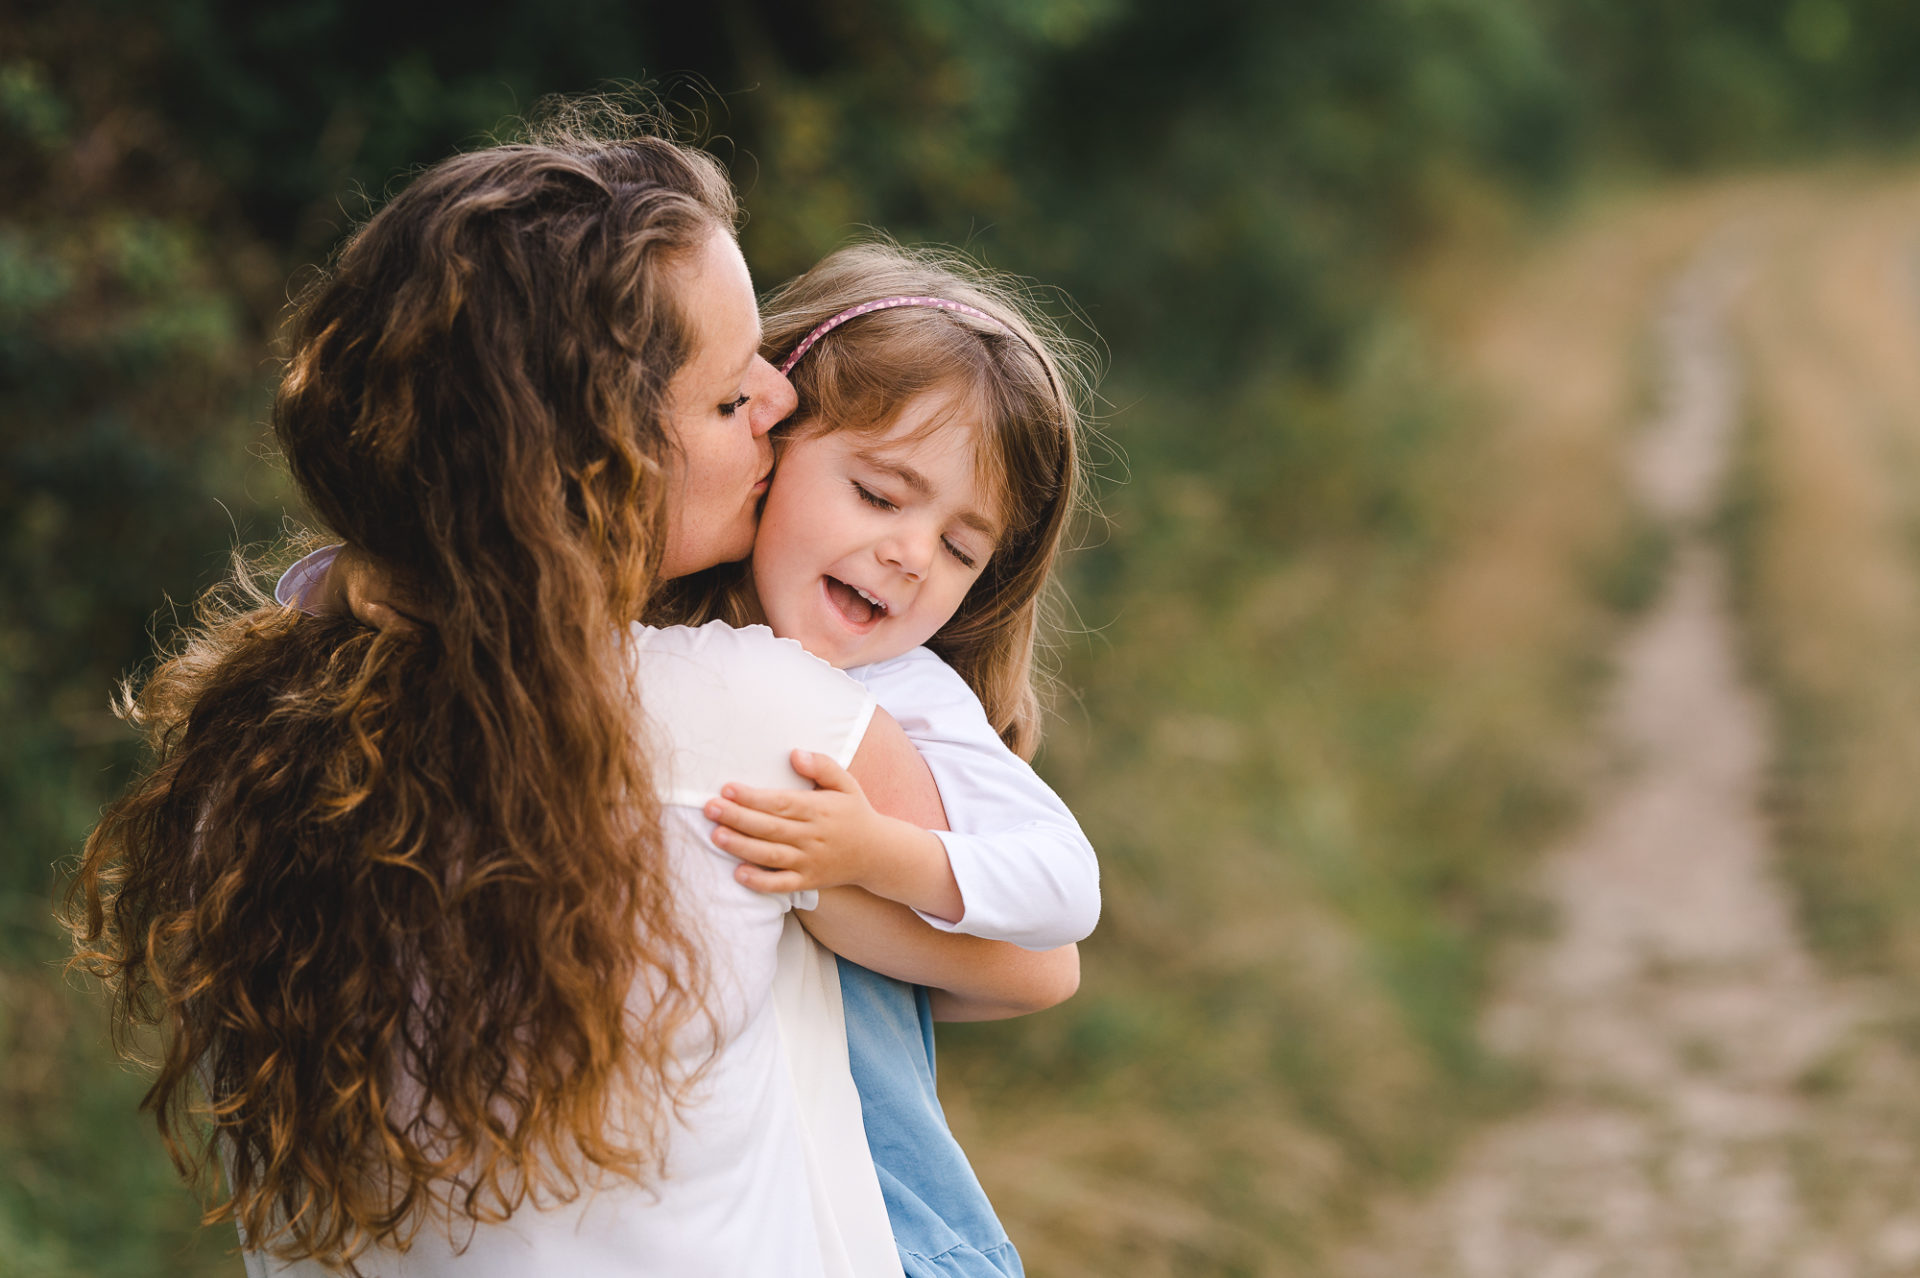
1725, 170, 1920, 979
935, 182, 1745, 1275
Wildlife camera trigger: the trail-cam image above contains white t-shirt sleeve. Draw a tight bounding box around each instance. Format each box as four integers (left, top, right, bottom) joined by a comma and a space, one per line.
632, 621, 879, 808
851, 648, 1100, 950
633, 621, 878, 916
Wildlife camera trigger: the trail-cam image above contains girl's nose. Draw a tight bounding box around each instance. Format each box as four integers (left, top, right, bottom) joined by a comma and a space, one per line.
747, 356, 796, 437
882, 528, 936, 582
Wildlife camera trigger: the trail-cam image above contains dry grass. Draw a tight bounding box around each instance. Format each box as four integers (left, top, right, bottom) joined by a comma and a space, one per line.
1728, 168, 1920, 978
936, 179, 1751, 1274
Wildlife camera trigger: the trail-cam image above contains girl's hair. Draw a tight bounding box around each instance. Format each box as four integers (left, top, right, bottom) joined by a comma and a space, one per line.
754, 242, 1089, 759
65, 107, 736, 1267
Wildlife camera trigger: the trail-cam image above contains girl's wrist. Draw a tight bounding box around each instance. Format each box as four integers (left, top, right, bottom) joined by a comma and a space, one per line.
857, 818, 965, 923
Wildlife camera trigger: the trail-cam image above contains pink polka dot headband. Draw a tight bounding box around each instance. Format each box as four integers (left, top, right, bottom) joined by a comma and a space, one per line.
776, 295, 1054, 385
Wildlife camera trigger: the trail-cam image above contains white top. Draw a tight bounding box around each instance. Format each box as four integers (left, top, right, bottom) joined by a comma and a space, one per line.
244, 620, 890, 1278
847, 647, 1100, 951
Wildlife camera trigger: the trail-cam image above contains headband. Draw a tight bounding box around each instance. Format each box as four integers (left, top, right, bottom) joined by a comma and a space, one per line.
777, 294, 1044, 378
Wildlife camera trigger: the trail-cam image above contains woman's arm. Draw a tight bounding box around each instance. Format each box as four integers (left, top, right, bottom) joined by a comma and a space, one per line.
830, 710, 1080, 1021
801, 886, 1080, 1022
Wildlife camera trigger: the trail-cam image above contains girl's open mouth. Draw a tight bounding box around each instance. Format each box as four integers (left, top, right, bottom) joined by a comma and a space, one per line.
823, 576, 888, 628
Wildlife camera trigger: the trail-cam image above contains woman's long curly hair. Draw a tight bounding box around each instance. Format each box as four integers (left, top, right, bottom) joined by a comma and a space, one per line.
65, 109, 736, 1267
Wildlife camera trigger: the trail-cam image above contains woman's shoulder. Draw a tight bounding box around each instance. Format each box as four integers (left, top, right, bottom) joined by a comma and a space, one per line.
629, 619, 867, 709
630, 620, 865, 700
634, 618, 826, 668
628, 621, 878, 805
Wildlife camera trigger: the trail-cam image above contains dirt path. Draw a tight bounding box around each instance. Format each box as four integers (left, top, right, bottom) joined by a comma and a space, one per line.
1344, 203, 1920, 1277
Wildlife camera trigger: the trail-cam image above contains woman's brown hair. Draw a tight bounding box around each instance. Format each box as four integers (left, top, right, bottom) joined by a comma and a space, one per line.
754, 241, 1091, 759
66, 105, 736, 1266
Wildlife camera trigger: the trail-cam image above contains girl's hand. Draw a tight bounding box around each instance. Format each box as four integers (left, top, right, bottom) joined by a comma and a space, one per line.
707, 750, 964, 920
302, 546, 421, 633
336, 548, 422, 633
705, 751, 891, 893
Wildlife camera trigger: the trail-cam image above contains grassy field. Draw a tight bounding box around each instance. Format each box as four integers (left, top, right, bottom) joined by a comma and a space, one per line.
933, 182, 1751, 1275
1724, 169, 1920, 983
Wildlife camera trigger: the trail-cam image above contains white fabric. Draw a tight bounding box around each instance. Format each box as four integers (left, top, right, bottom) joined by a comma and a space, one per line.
847, 647, 1101, 950
771, 916, 906, 1278
273, 543, 340, 609
245, 620, 894, 1278
634, 622, 879, 808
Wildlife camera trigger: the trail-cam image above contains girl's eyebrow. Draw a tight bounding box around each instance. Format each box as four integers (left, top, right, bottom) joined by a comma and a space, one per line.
855, 448, 1002, 540
855, 449, 933, 497
955, 510, 1001, 541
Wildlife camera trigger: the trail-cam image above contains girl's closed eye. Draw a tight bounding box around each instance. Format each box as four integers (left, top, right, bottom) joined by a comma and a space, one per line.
719, 394, 750, 417
850, 479, 980, 567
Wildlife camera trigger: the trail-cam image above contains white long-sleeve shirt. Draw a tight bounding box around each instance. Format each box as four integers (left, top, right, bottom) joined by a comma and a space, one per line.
847, 647, 1100, 951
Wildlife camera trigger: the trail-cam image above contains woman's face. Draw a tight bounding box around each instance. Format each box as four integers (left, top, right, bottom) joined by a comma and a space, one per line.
659, 228, 796, 580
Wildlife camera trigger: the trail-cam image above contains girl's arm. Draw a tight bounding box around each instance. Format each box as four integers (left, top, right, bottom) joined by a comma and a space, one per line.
832, 708, 1080, 1021
800, 886, 1080, 1022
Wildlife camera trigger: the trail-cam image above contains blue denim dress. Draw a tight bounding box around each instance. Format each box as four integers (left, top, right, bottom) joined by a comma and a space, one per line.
837, 958, 1024, 1278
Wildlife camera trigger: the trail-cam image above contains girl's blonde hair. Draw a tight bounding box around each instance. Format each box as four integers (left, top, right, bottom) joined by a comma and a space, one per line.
67, 108, 733, 1268
760, 241, 1089, 759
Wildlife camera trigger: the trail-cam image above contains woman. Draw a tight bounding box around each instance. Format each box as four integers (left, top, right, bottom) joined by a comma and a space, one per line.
68, 110, 1072, 1275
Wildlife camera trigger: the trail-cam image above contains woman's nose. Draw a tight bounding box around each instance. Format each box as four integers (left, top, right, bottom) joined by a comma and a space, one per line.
748, 356, 797, 438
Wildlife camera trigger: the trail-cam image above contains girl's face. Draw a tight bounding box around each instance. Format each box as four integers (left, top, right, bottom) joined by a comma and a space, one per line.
659, 228, 796, 579
751, 391, 1002, 669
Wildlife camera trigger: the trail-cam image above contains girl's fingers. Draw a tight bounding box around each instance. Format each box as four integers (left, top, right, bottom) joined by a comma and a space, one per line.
704, 797, 806, 843
733, 863, 807, 896
721, 781, 803, 816
790, 749, 858, 794
709, 827, 801, 868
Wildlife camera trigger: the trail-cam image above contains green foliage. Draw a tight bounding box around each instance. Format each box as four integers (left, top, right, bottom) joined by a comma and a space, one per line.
0, 954, 232, 1278
0, 34, 290, 1271
1548, 0, 1920, 161
0, 205, 269, 900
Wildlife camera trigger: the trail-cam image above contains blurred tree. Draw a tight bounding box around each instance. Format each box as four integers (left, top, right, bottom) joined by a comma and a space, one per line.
0, 9, 279, 909
1549, 0, 1920, 162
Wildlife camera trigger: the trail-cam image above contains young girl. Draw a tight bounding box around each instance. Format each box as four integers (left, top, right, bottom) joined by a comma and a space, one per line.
695, 242, 1100, 1278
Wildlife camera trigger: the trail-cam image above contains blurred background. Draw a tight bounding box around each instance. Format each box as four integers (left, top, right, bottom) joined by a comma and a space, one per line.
7, 1, 1920, 1274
